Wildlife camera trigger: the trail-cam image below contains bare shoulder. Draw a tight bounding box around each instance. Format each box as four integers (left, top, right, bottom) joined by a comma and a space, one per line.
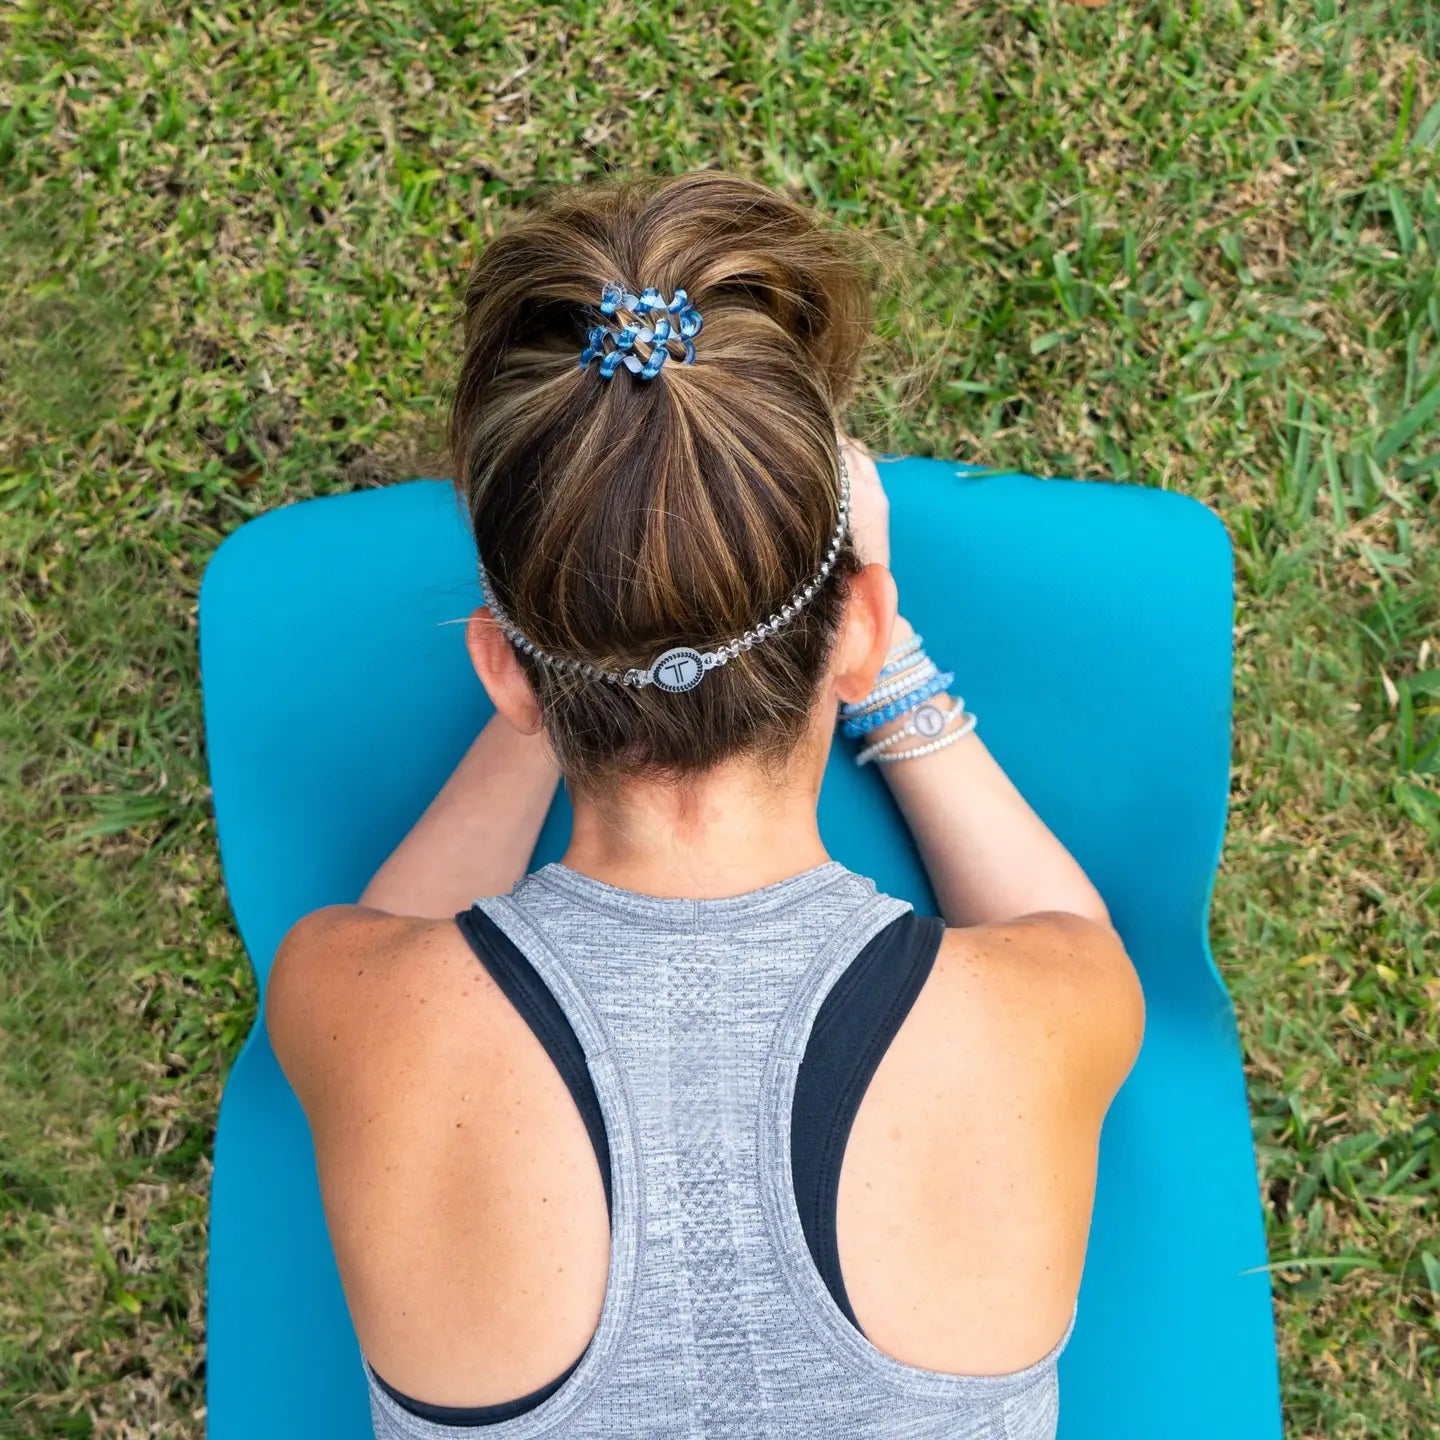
927, 911, 1146, 1105
265, 904, 478, 1116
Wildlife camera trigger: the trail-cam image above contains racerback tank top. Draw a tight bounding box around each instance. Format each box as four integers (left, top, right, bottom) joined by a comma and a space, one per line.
361, 858, 1075, 1438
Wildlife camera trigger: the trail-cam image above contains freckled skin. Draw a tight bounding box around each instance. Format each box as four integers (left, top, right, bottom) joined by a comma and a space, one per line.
271, 909, 1140, 1402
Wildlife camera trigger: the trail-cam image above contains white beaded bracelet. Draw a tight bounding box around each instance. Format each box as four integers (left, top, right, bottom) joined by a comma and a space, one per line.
871, 708, 978, 765
855, 693, 970, 765
858, 692, 965, 759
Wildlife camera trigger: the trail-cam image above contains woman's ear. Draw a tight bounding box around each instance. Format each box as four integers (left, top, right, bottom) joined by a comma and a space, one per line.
465, 607, 545, 735
830, 563, 899, 707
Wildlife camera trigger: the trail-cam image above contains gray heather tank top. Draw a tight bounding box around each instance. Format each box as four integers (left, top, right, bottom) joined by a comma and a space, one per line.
363, 858, 1075, 1439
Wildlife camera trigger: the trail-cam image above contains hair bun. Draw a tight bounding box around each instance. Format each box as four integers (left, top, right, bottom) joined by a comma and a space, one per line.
450, 171, 873, 792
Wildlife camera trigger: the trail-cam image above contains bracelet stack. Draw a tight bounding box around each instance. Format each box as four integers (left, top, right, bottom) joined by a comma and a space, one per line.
838, 630, 978, 766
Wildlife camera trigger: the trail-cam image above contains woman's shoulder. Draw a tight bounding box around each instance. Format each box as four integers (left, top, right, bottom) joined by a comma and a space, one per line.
923, 911, 1145, 1109
266, 904, 448, 1023
265, 904, 493, 1119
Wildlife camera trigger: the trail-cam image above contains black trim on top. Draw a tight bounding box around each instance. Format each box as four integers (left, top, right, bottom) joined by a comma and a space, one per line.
371, 1347, 587, 1427
790, 910, 946, 1333
456, 903, 614, 1221
367, 905, 612, 1427
372, 903, 944, 1423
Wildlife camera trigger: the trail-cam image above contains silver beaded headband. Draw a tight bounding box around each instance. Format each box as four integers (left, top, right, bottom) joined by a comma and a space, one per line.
477, 450, 852, 693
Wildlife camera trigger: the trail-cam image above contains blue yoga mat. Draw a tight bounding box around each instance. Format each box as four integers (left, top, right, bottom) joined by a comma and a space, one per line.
199, 458, 1282, 1439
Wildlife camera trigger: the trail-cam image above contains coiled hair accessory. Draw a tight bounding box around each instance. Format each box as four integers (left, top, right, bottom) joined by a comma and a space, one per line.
477, 450, 852, 694
579, 282, 704, 379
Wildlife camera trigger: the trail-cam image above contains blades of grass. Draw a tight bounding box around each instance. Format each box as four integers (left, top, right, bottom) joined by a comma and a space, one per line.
1240, 1254, 1386, 1276
1373, 1146, 1432, 1197
1422, 1252, 1440, 1297
1323, 433, 1347, 526
1388, 184, 1416, 257
1412, 95, 1440, 150
1376, 383, 1440, 465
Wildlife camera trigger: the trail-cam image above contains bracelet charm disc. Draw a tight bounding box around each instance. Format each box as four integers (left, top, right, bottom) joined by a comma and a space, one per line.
912, 702, 949, 739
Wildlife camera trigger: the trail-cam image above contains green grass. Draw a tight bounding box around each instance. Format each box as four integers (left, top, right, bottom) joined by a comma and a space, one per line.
2, 1, 1437, 1435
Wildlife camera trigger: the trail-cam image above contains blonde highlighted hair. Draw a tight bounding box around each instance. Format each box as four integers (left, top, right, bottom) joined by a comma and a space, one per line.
450, 171, 875, 798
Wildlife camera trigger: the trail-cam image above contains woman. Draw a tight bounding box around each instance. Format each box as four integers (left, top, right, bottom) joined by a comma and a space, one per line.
266, 171, 1144, 1439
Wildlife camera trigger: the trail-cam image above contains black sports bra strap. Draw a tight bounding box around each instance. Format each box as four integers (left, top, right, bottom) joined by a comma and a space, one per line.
454, 904, 615, 1221
790, 910, 947, 1335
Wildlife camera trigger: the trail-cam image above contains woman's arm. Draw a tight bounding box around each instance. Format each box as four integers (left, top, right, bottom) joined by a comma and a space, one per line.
839, 436, 1111, 932
864, 613, 1143, 1099
356, 714, 562, 919
863, 613, 1113, 931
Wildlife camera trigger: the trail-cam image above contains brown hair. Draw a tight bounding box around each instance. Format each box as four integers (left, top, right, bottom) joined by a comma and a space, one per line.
449, 171, 874, 799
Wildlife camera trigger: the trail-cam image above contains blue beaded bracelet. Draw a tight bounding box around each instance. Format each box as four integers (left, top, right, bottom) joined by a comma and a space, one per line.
841, 635, 929, 717
840, 669, 955, 738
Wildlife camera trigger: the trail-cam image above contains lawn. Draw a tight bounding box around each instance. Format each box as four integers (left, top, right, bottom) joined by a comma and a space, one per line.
2, 2, 1437, 1436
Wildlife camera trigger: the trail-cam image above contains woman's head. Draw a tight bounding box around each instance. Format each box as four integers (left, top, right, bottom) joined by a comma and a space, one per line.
451, 171, 889, 800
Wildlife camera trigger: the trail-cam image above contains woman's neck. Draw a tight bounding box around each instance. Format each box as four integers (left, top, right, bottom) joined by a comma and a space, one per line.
562, 752, 831, 900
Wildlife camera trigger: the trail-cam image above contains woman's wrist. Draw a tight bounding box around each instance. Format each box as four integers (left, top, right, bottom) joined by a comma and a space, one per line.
864, 688, 962, 747
846, 609, 1109, 927
843, 614, 976, 756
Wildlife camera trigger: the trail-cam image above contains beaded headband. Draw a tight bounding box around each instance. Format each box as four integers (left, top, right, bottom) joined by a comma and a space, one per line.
477, 449, 852, 693
579, 283, 704, 380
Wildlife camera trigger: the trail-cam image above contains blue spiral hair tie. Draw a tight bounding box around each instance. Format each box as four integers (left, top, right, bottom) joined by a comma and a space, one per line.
579, 282, 704, 379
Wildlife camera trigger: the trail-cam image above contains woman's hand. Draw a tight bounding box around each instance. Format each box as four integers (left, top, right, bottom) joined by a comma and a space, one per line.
839, 430, 890, 570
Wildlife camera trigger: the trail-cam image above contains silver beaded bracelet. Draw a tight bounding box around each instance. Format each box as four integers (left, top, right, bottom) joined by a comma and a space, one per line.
844, 658, 940, 717
846, 630, 978, 765
855, 694, 973, 765
856, 691, 965, 758
871, 708, 977, 764
841, 633, 930, 722
879, 633, 924, 673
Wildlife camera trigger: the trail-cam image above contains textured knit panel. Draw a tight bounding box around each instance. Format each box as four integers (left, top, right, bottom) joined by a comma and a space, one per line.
363, 860, 1072, 1439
